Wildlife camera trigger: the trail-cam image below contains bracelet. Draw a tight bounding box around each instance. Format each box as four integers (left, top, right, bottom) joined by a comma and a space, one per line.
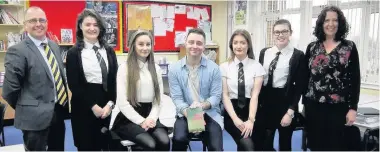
248, 117, 255, 123
286, 112, 294, 118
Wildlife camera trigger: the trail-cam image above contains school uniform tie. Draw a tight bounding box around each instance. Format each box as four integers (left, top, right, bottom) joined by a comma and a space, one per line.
238, 62, 245, 108
93, 46, 108, 92
267, 52, 281, 87
41, 43, 68, 107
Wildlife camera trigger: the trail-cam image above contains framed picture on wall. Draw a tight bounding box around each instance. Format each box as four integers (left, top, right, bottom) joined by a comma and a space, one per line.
86, 0, 122, 52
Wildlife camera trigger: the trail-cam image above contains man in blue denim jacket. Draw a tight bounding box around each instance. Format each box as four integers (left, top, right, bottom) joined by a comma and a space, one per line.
168, 28, 223, 151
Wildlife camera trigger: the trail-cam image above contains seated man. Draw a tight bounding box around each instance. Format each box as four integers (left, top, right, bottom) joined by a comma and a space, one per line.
168, 28, 223, 151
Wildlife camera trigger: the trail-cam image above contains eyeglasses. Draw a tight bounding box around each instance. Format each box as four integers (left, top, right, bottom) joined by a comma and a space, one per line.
25, 18, 47, 24
273, 30, 290, 36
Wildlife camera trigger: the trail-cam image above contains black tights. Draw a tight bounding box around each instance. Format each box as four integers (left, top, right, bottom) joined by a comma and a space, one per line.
236, 138, 254, 151
132, 128, 170, 151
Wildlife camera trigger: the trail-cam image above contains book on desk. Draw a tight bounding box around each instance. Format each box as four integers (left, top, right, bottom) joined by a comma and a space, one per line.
355, 107, 379, 129
358, 107, 379, 116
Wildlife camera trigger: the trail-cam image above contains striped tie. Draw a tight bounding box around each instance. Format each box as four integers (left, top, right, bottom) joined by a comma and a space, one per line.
41, 43, 68, 107
267, 52, 281, 87
238, 62, 245, 108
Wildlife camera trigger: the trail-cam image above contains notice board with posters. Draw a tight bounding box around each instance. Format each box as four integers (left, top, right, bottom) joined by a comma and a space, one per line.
123, 1, 212, 53
28, 0, 123, 53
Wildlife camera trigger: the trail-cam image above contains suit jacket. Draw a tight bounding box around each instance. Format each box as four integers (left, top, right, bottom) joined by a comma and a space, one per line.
2, 36, 68, 131
66, 44, 118, 112
259, 47, 306, 111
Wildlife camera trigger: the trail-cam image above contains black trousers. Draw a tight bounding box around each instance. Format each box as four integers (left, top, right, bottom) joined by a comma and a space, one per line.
254, 87, 294, 151
224, 98, 255, 151
305, 102, 349, 151
22, 103, 66, 151
172, 114, 223, 151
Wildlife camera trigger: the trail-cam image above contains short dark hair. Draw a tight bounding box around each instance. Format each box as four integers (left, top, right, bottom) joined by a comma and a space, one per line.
273, 19, 293, 33
313, 5, 349, 42
186, 28, 206, 42
75, 9, 107, 50
228, 29, 254, 61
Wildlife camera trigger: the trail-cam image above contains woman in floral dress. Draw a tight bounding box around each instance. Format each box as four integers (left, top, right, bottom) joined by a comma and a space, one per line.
303, 5, 361, 151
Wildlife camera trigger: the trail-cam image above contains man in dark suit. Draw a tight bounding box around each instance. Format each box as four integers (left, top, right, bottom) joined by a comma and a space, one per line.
2, 6, 69, 151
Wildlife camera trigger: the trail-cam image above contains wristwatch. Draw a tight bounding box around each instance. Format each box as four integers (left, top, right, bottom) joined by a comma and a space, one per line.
107, 102, 115, 109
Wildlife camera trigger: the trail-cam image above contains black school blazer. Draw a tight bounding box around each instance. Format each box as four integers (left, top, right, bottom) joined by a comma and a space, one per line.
259, 47, 306, 111
66, 44, 118, 110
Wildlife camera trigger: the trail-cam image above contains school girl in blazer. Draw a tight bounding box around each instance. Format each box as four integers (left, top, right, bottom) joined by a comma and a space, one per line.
255, 19, 306, 151
66, 9, 118, 151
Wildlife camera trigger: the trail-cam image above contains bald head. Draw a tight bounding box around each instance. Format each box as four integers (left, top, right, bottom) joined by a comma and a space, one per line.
25, 6, 46, 21
24, 6, 48, 41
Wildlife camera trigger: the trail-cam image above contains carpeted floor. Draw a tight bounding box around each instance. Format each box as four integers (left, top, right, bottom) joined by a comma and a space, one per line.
3, 120, 304, 151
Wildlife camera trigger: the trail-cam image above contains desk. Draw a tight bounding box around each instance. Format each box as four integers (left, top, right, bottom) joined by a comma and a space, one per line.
354, 102, 379, 151
0, 87, 15, 120
0, 144, 25, 151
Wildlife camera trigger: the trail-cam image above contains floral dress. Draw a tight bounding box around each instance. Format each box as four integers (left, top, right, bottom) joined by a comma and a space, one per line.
304, 40, 360, 110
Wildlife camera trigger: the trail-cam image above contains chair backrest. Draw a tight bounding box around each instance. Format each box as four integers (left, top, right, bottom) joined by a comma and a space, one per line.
158, 94, 176, 128
0, 103, 6, 134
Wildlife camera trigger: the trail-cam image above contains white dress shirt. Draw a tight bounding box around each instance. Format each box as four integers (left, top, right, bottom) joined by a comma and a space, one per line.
81, 41, 109, 84
28, 34, 57, 102
220, 56, 266, 99
263, 44, 294, 88
116, 60, 164, 125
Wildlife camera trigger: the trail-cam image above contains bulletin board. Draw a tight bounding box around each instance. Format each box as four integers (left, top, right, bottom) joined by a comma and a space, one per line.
28, 1, 124, 54
123, 1, 212, 53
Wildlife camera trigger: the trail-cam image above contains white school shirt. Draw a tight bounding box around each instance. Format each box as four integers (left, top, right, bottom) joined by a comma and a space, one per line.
262, 44, 294, 88
220, 56, 266, 99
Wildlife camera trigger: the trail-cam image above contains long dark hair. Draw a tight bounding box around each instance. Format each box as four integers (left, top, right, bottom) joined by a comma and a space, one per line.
127, 30, 160, 107
313, 5, 349, 42
75, 9, 107, 50
228, 29, 254, 62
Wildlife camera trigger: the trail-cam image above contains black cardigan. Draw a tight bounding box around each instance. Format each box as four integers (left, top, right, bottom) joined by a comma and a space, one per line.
66, 45, 118, 110
259, 47, 306, 111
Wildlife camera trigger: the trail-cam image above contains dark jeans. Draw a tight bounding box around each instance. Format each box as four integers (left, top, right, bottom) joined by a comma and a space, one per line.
172, 114, 223, 151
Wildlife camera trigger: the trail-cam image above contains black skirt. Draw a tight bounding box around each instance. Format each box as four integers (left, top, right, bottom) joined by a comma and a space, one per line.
224, 98, 251, 140
71, 83, 110, 149
256, 86, 289, 129
112, 102, 166, 140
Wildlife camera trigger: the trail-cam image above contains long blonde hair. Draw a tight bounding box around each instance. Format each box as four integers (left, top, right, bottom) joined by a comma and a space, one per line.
127, 30, 160, 107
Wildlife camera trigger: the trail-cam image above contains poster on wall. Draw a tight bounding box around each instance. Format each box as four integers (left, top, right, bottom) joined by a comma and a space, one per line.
234, 0, 247, 26
126, 4, 154, 48
86, 1, 118, 47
